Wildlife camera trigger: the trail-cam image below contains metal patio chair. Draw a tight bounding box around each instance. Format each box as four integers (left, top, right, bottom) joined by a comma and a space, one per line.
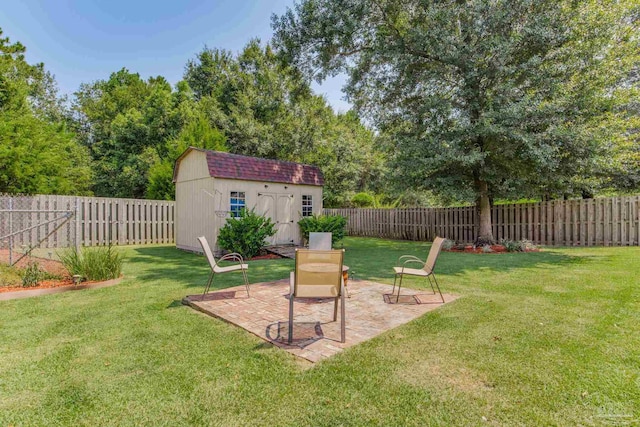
391, 236, 446, 303
198, 236, 249, 300
288, 249, 346, 343
308, 232, 332, 250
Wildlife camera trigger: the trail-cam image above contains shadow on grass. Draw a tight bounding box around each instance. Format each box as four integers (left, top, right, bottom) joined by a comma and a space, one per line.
125, 246, 293, 290
122, 240, 600, 292
341, 237, 600, 282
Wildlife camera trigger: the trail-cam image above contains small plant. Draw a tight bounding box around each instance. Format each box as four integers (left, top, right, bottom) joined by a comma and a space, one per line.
298, 214, 347, 246
441, 239, 455, 250
520, 239, 537, 251
217, 209, 276, 259
59, 246, 123, 282
500, 239, 522, 252
482, 244, 493, 253
20, 262, 47, 287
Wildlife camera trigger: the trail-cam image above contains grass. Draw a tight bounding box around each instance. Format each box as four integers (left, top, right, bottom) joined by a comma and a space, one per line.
0, 237, 638, 426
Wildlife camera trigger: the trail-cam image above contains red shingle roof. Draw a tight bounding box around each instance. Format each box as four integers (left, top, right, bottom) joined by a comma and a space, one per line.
174, 147, 324, 186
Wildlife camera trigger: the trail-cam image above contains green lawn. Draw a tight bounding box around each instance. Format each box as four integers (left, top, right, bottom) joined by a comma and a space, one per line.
1, 238, 639, 426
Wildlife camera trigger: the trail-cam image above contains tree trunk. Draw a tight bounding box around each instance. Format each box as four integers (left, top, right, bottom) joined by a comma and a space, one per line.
475, 179, 495, 245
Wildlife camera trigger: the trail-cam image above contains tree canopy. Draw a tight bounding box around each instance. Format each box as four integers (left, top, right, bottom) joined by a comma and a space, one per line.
273, 0, 639, 241
0, 29, 92, 195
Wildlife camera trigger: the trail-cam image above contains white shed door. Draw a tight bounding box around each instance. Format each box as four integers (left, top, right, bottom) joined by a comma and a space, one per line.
257, 193, 277, 245
275, 194, 294, 244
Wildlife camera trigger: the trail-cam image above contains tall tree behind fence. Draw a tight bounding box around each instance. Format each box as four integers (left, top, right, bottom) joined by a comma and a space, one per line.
0, 195, 175, 255
325, 196, 640, 246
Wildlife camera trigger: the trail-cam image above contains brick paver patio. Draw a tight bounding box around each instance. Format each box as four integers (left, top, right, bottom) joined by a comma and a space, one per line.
183, 279, 457, 363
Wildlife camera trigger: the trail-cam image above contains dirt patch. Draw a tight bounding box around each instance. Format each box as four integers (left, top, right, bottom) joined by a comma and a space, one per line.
0, 249, 71, 293
0, 249, 67, 276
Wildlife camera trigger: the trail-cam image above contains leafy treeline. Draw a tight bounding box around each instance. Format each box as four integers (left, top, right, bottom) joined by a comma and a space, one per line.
1, 3, 638, 219
1, 31, 383, 205
0, 30, 92, 195
71, 39, 384, 205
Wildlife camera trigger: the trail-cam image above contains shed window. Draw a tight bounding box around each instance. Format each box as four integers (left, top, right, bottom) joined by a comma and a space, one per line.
230, 191, 246, 218
302, 195, 313, 217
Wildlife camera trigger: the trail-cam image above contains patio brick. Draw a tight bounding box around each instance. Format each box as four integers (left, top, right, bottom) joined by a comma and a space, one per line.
183, 279, 457, 363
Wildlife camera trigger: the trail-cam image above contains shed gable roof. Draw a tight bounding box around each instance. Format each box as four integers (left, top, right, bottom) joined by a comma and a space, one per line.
173, 147, 324, 186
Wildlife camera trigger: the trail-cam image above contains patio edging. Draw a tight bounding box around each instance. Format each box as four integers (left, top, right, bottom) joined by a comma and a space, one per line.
0, 277, 123, 301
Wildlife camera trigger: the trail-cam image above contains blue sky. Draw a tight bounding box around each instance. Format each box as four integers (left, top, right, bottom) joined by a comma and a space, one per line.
0, 0, 351, 112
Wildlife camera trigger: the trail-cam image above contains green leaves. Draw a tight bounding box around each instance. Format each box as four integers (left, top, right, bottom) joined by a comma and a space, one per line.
273, 0, 639, 203
217, 209, 277, 259
298, 214, 347, 245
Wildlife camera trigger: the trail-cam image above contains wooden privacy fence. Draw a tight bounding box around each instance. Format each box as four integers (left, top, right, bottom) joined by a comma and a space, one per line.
324, 196, 640, 246
0, 194, 175, 250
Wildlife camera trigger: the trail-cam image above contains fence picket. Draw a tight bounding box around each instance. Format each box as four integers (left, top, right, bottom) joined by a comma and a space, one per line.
324, 196, 640, 246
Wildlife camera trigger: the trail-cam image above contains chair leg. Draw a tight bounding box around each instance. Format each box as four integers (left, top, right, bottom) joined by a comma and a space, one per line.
392, 273, 398, 295
201, 272, 214, 301
242, 268, 250, 297
333, 297, 338, 322
288, 295, 294, 344
340, 291, 346, 343
396, 273, 404, 303
432, 273, 445, 303
427, 275, 436, 294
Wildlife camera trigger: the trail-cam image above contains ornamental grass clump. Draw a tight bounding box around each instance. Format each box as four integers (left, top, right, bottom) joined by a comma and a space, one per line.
59, 246, 123, 282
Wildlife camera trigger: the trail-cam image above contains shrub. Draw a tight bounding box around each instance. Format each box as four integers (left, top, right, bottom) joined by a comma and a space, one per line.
217, 209, 276, 259
441, 239, 455, 250
500, 239, 522, 252
520, 240, 537, 251
482, 244, 493, 253
59, 246, 123, 281
298, 214, 347, 246
500, 239, 537, 252
351, 192, 376, 208
21, 262, 44, 287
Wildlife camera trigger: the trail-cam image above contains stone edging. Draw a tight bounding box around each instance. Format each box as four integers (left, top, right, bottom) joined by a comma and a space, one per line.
0, 277, 123, 301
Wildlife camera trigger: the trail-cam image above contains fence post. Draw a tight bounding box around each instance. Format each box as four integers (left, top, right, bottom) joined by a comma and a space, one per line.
75, 197, 81, 250
8, 196, 13, 265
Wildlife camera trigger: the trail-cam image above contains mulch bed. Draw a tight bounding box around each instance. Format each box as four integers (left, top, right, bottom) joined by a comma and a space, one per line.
0, 249, 73, 293
249, 253, 284, 261
444, 245, 539, 254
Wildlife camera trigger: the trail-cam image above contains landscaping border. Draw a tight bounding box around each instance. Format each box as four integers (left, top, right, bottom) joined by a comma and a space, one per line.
0, 277, 123, 301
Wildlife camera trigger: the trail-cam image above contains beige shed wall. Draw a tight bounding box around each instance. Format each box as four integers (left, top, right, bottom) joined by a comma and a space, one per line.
175, 150, 210, 181
174, 149, 323, 253
214, 178, 323, 246
174, 151, 216, 252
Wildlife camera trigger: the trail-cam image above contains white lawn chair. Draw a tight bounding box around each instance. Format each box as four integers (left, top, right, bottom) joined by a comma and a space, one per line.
198, 236, 249, 300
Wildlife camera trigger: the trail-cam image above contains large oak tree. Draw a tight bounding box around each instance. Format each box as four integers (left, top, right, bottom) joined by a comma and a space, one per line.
273, 0, 639, 243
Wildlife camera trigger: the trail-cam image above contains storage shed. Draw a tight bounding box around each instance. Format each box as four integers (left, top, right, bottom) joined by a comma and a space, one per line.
173, 147, 324, 253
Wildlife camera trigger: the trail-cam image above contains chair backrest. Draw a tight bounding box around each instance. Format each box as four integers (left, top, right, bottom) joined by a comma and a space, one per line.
309, 232, 332, 250
197, 236, 217, 270
424, 236, 445, 273
293, 249, 344, 298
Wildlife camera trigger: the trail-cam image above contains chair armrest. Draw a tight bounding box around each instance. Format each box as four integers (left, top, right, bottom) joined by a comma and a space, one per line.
397, 255, 425, 267
219, 253, 244, 263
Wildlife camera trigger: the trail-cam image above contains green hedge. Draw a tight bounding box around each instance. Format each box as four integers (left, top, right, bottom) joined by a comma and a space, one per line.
298, 214, 347, 246
217, 209, 276, 259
